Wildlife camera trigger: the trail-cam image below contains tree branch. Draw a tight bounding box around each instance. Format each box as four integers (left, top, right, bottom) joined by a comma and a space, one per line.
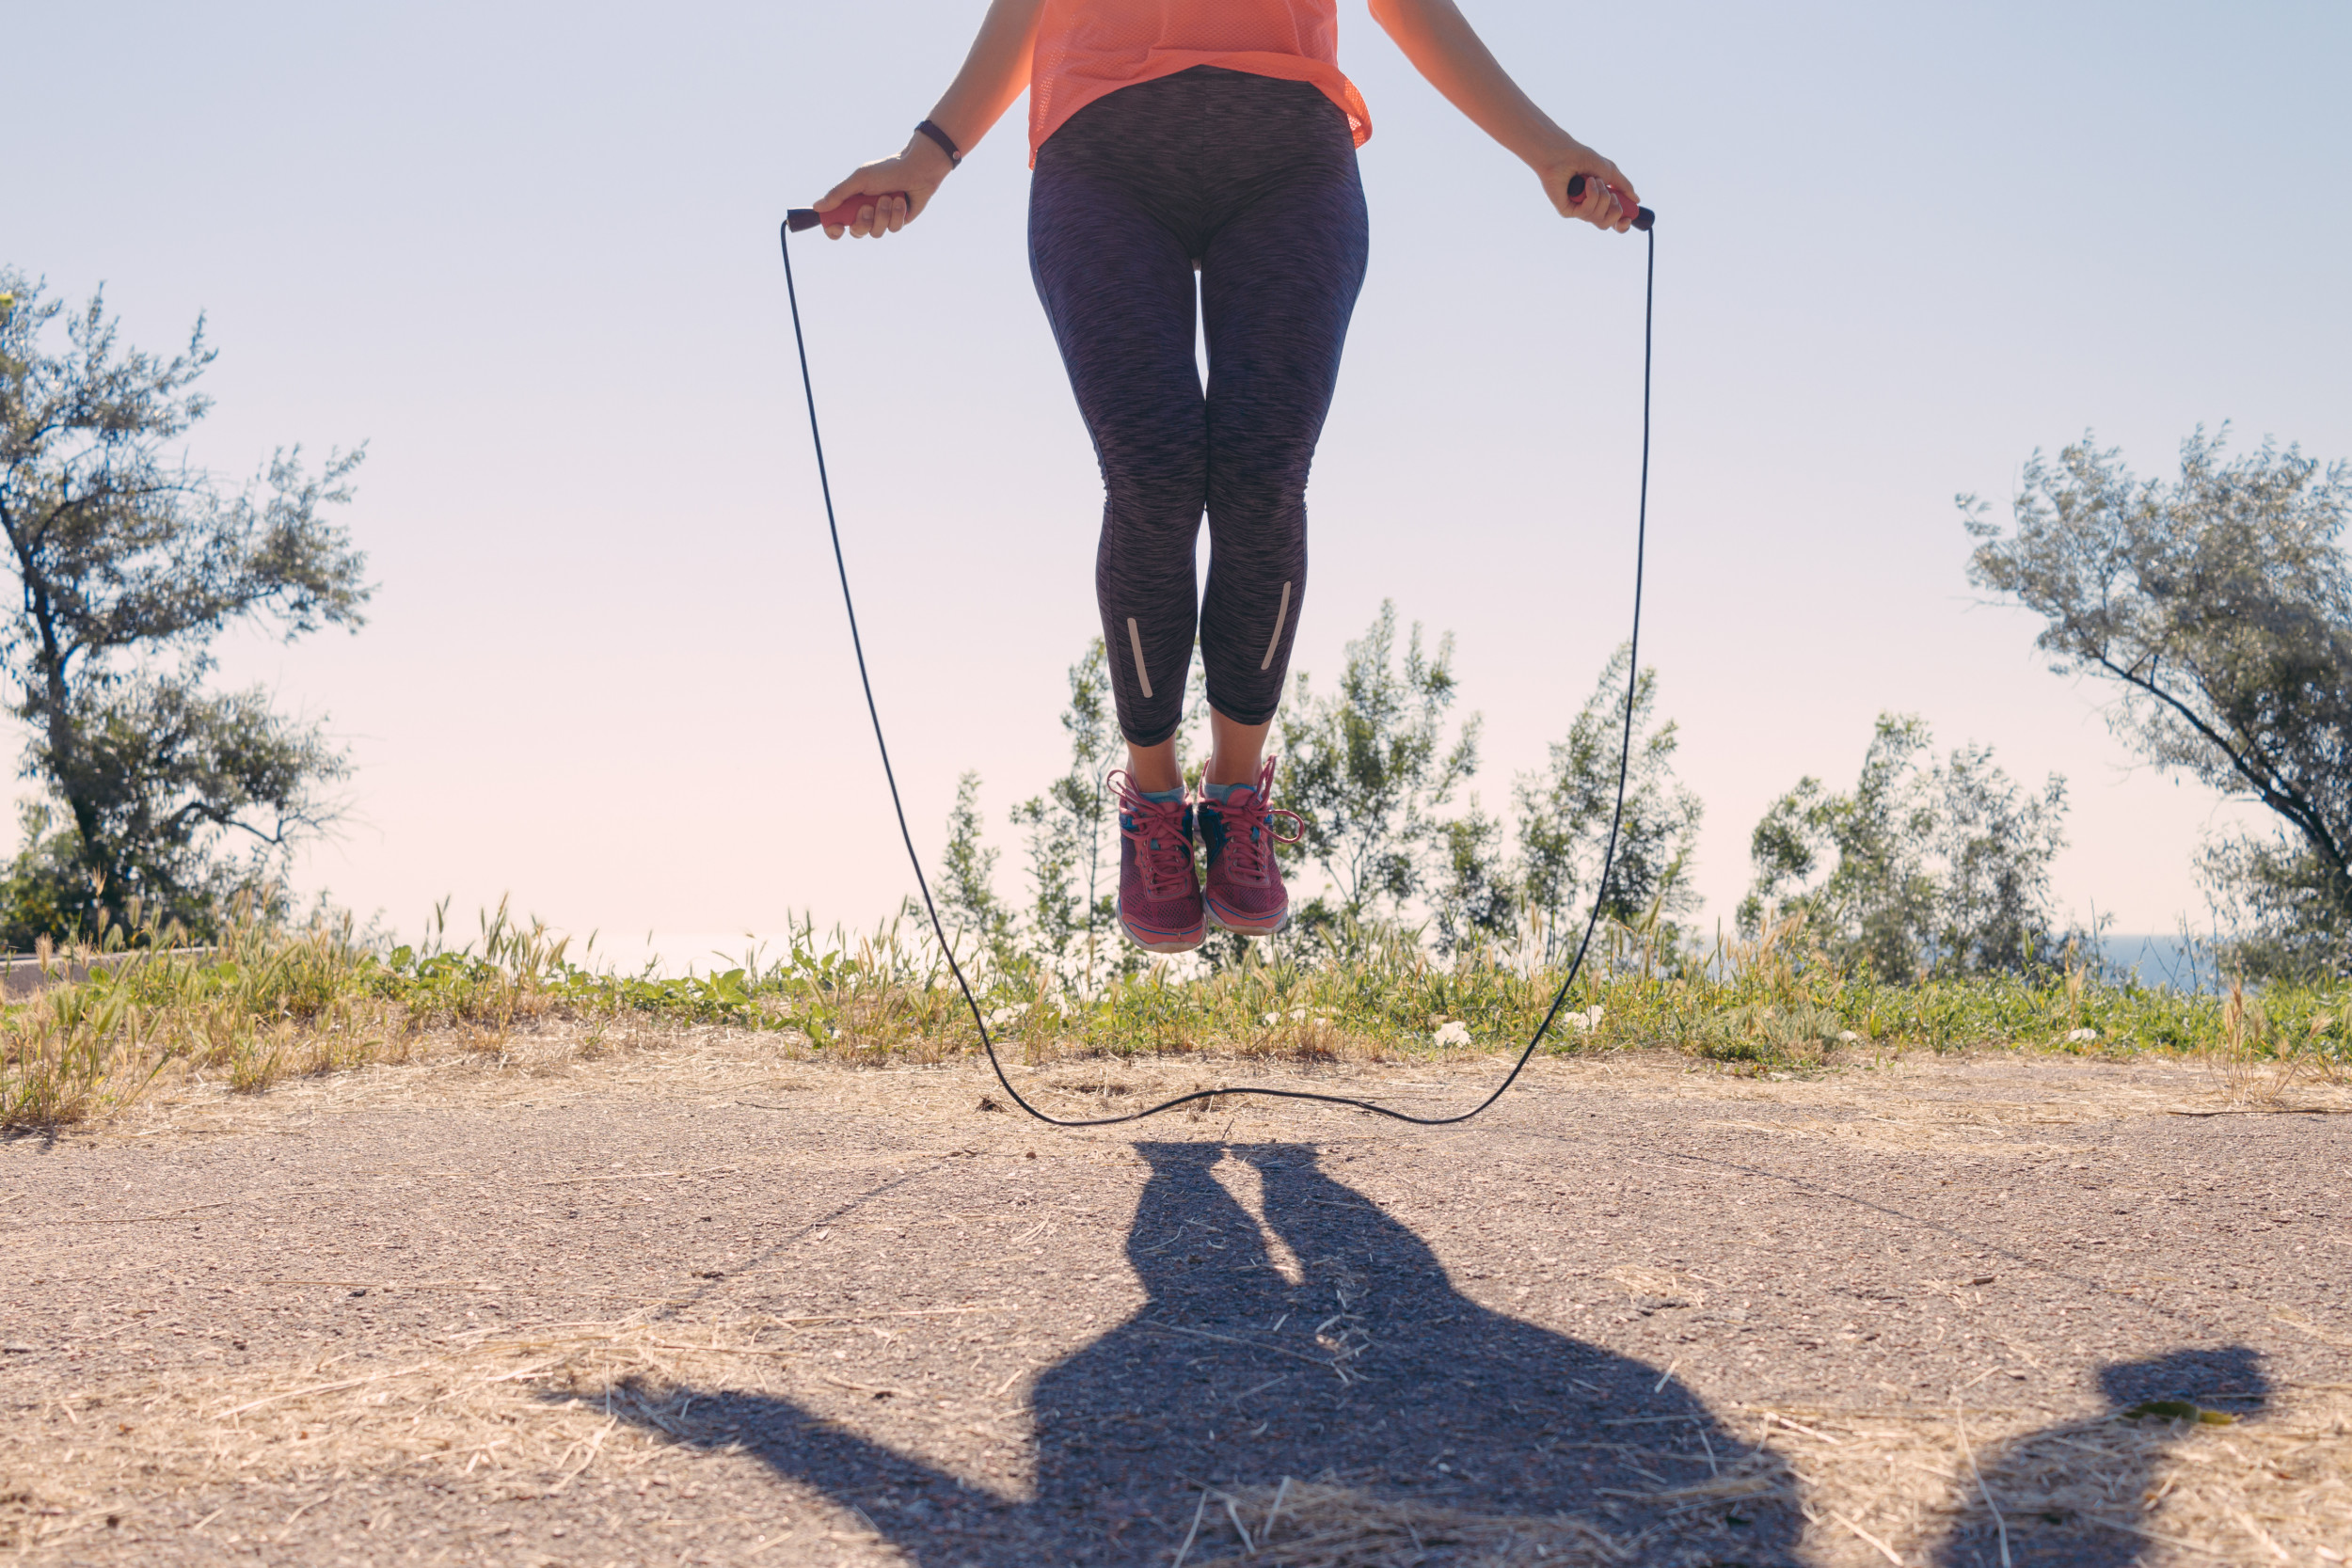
2093, 650, 2347, 880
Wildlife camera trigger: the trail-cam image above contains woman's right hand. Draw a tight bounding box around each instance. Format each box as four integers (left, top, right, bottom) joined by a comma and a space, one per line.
811, 135, 956, 239
1534, 139, 1640, 233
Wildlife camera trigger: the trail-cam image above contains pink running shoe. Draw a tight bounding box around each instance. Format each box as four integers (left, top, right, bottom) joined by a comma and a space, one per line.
1198, 758, 1306, 937
1111, 769, 1205, 954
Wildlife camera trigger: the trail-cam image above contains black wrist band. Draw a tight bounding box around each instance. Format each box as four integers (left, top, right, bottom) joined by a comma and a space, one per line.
914, 119, 961, 168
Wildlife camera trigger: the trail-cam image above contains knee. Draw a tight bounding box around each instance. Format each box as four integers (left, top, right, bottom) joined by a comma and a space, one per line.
1203, 426, 1319, 523
1101, 456, 1208, 531
1204, 467, 1311, 536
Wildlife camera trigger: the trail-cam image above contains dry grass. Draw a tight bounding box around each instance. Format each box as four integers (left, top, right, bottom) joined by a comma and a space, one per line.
16, 1330, 2339, 1568
1169, 1477, 1658, 1565
1165, 1391, 2352, 1566
2210, 974, 2352, 1110
1740, 1391, 2351, 1568
0, 1311, 994, 1557
0, 1007, 666, 1133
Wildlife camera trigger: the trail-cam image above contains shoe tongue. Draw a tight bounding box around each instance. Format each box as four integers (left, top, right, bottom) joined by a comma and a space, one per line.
1134, 797, 1188, 855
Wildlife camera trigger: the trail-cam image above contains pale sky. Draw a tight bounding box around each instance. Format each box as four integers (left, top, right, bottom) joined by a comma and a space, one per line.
15, 1, 2349, 968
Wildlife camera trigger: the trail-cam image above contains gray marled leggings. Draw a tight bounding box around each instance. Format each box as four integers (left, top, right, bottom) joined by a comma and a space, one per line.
1030, 66, 1369, 747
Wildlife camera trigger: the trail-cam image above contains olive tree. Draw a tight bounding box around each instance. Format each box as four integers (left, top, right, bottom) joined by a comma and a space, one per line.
1740, 715, 2070, 979
1427, 798, 1515, 957
1009, 638, 1128, 987
1964, 429, 2350, 977
937, 770, 1018, 971
1515, 644, 1703, 963
0, 272, 370, 942
1277, 600, 1480, 918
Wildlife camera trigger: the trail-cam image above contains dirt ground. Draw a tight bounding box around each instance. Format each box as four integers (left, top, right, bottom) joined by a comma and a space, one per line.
4, 1035, 2348, 1568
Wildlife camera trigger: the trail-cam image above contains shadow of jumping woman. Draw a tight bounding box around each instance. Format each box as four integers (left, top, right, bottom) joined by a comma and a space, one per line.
1931, 1345, 2269, 1568
612, 1141, 1802, 1565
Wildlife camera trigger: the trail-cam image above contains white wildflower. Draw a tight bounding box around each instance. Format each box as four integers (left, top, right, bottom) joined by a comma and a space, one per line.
1434, 1021, 1473, 1048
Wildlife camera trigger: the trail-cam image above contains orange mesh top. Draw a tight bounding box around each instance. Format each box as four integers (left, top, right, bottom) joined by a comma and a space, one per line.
1027, 0, 1372, 165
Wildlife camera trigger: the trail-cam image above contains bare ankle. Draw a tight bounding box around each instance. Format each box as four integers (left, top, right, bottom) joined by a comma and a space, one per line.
1203, 756, 1264, 789
1202, 708, 1274, 788
1125, 742, 1184, 795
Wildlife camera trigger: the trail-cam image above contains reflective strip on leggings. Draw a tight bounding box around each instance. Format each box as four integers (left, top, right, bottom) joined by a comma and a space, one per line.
1127, 617, 1153, 699
1260, 580, 1293, 672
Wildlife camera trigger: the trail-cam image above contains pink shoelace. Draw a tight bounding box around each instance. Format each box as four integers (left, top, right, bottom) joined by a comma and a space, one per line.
1206, 758, 1304, 887
1110, 769, 1196, 899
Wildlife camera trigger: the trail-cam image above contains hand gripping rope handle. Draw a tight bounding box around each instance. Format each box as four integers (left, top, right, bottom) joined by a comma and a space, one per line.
1567, 171, 1654, 231
787, 197, 902, 231
777, 203, 1655, 1128
788, 174, 1647, 234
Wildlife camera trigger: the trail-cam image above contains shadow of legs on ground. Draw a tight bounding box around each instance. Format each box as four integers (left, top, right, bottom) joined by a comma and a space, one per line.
601, 1141, 1803, 1565
1932, 1345, 2269, 1568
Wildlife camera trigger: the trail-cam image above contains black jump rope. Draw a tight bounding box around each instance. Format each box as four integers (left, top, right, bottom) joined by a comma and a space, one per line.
780, 176, 1655, 1129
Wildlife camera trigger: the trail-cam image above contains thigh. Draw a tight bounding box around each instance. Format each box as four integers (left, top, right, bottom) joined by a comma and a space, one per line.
1028, 152, 1206, 499
1197, 152, 1370, 508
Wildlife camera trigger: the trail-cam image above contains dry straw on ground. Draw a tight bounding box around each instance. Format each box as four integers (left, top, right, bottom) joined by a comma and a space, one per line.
1164, 1391, 2351, 1566
3, 1312, 1021, 1557
11, 1325, 2344, 1565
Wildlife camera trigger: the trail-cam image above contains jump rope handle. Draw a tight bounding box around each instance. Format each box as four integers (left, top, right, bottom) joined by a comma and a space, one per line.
1568, 173, 1655, 232
786, 193, 913, 232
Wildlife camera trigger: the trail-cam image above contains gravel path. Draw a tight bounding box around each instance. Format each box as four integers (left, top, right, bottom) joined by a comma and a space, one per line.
4, 1041, 2347, 1567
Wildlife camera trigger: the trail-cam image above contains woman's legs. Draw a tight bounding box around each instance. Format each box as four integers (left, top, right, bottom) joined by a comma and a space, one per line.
1031, 69, 1367, 768
1028, 69, 1366, 944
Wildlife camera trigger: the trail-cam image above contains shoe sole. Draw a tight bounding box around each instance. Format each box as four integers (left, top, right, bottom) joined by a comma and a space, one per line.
1120, 915, 1205, 954
1205, 898, 1289, 937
